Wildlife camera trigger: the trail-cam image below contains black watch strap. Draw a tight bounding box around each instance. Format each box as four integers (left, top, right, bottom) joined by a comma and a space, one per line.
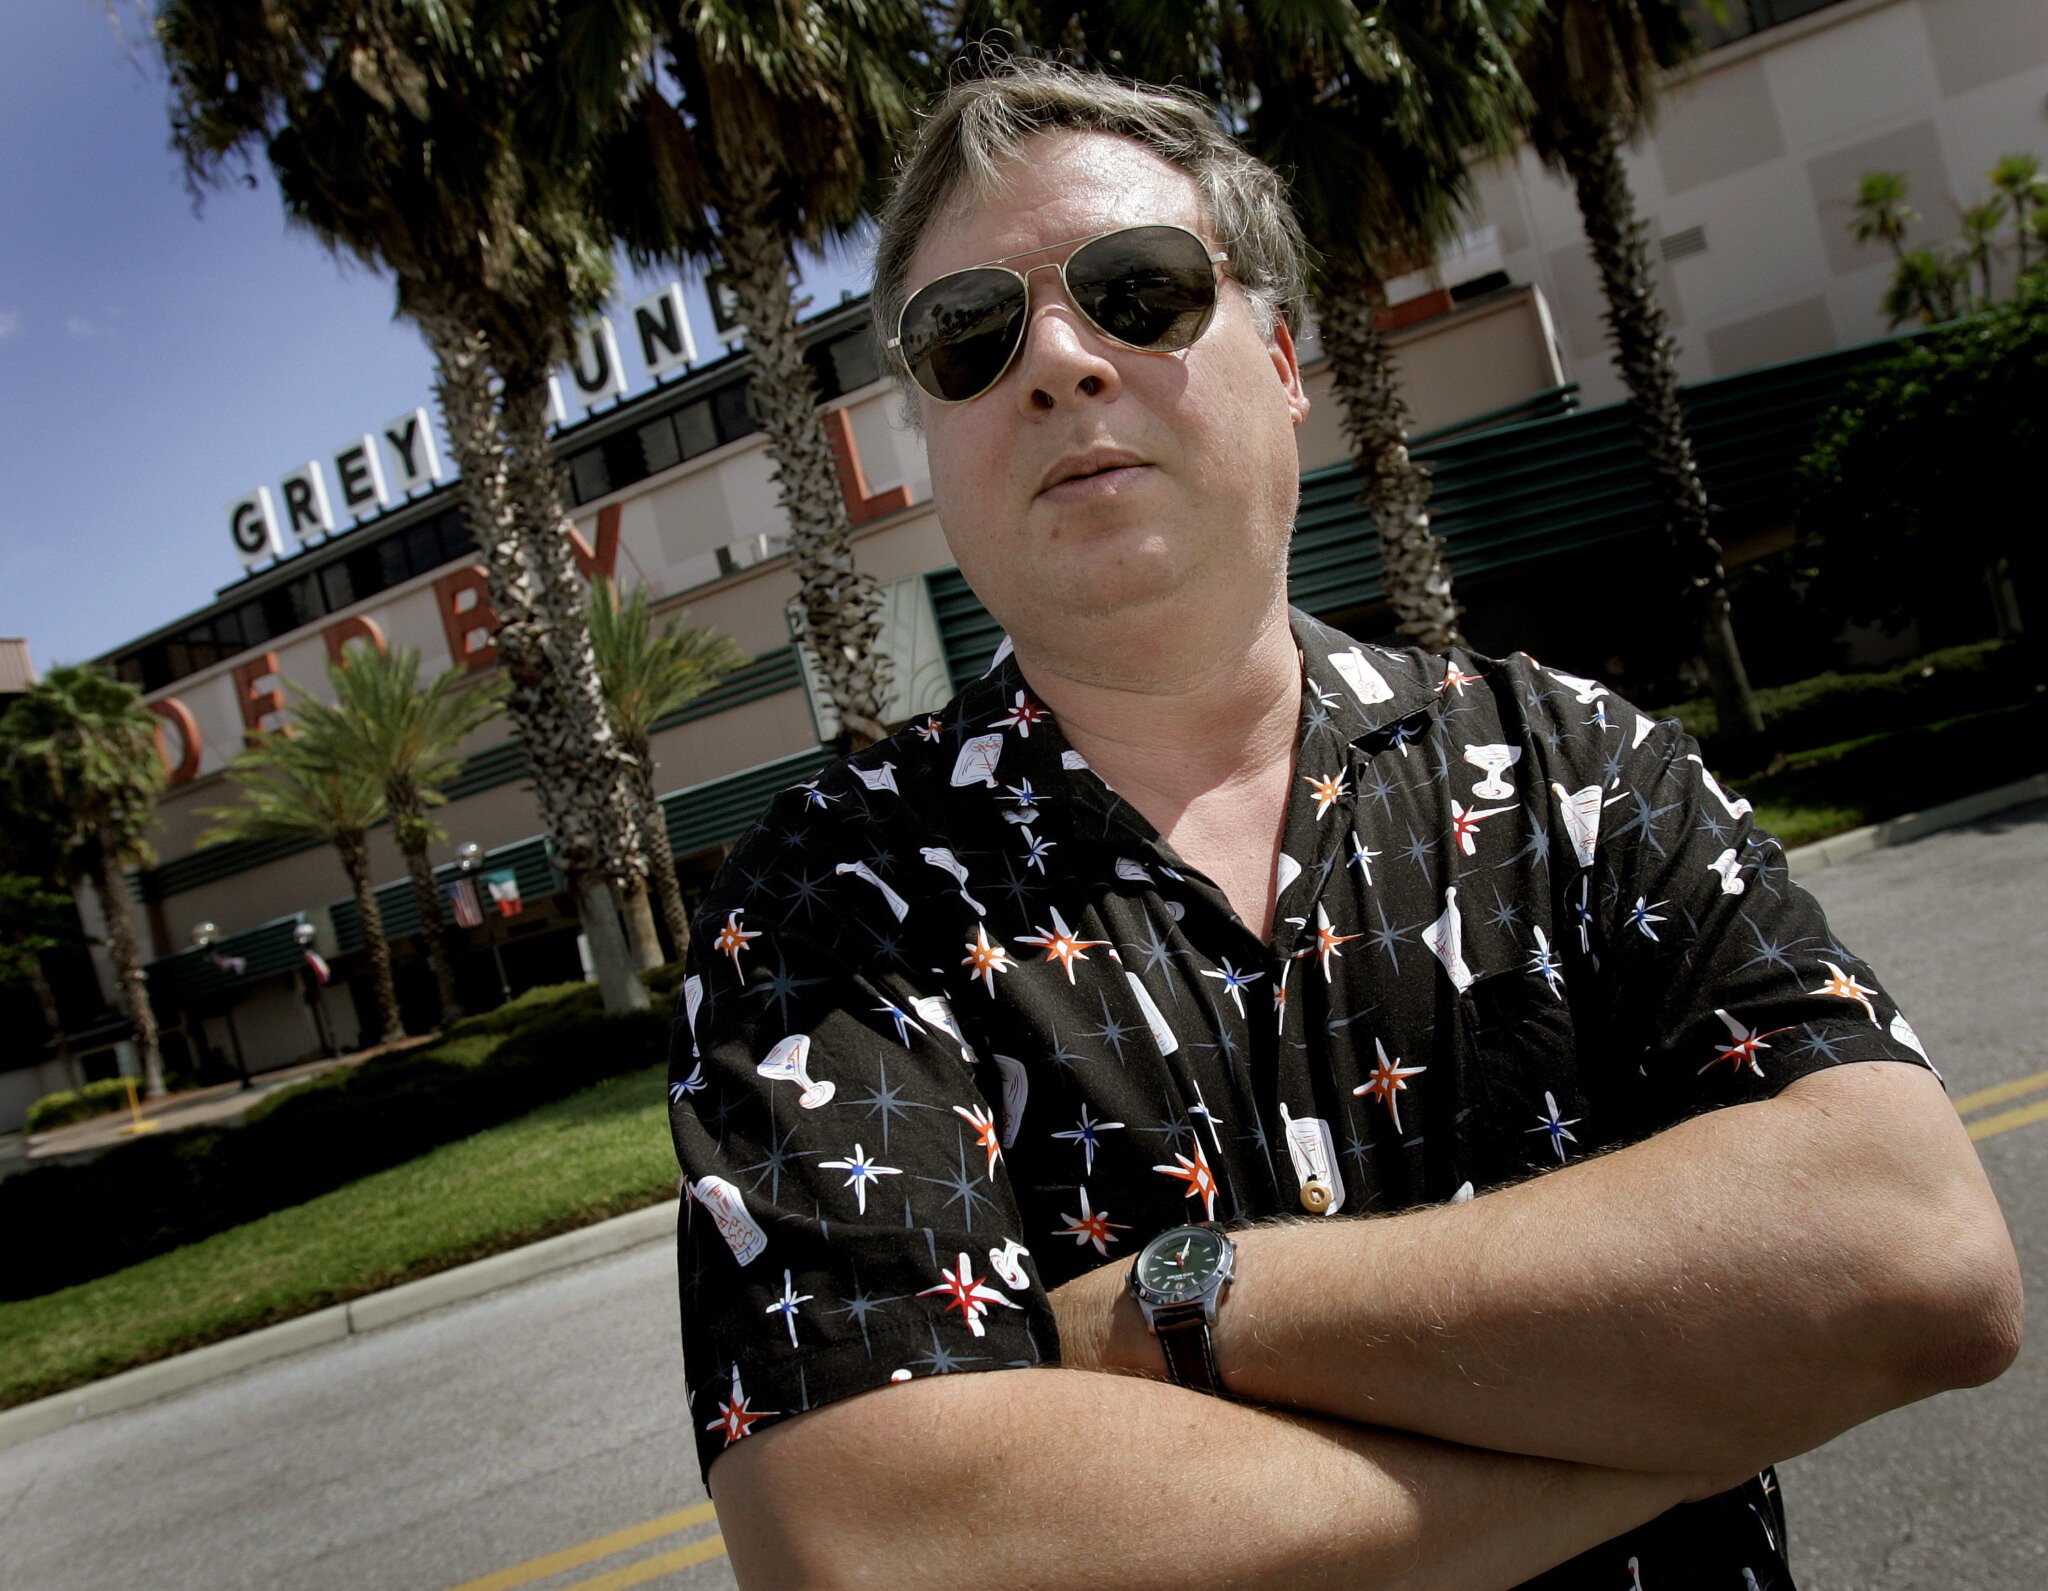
1152, 1305, 1225, 1395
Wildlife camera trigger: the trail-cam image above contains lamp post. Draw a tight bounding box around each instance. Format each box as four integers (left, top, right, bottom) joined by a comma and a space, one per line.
292, 920, 338, 1059
190, 921, 251, 1090
457, 841, 513, 1007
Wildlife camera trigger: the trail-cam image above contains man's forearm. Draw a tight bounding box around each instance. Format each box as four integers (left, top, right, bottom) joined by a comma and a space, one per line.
713, 1366, 1720, 1591
1059, 1065, 2021, 1475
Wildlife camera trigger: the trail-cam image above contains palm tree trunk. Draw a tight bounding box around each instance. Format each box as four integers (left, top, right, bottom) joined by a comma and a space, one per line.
389, 790, 462, 1022
1557, 113, 1768, 762
629, 735, 691, 961
1312, 257, 1465, 652
419, 310, 647, 1014
619, 877, 663, 970
91, 852, 164, 1097
336, 828, 403, 1045
24, 954, 82, 1090
716, 161, 892, 750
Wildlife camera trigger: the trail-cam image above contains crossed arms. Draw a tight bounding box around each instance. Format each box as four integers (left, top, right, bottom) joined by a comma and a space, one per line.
708, 1060, 2020, 1590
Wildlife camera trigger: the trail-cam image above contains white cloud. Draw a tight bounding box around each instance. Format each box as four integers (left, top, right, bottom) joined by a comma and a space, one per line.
0, 310, 19, 340
64, 314, 112, 340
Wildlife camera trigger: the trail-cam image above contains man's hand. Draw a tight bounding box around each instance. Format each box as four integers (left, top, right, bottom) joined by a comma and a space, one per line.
1053, 1063, 2021, 1477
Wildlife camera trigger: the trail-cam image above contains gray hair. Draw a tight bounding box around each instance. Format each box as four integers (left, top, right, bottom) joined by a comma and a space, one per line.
871, 59, 1310, 400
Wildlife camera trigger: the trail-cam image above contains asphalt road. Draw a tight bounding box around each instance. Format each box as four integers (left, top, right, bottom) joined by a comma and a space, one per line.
2, 803, 2041, 1591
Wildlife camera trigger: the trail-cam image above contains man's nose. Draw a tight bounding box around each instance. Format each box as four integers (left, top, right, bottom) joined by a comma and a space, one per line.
1010, 263, 1122, 412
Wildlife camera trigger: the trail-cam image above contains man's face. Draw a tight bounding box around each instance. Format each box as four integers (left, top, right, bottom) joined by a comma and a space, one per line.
905, 131, 1309, 669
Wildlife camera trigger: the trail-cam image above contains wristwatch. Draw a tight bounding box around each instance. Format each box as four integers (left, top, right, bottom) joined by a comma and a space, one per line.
1128, 1223, 1237, 1395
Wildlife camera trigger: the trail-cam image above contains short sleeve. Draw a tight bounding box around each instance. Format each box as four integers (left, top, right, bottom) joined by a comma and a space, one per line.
1571, 702, 1936, 1123
667, 815, 1059, 1486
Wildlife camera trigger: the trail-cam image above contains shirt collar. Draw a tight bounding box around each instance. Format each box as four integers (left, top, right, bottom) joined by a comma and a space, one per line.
1288, 608, 1445, 745
946, 611, 1444, 840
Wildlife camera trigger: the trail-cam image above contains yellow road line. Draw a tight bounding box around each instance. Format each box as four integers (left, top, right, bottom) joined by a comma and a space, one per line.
445, 1501, 719, 1591
1968, 1097, 2048, 1143
1953, 1067, 2048, 1117
559, 1534, 728, 1590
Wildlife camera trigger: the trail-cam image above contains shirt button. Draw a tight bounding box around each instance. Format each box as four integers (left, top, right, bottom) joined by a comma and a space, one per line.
1299, 1177, 1334, 1214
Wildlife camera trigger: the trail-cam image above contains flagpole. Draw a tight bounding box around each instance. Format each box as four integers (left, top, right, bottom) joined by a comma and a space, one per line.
292, 921, 338, 1059
457, 841, 513, 1008
191, 921, 252, 1091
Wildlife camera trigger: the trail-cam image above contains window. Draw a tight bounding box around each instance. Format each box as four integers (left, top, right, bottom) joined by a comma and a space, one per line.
640, 415, 682, 474
675, 399, 719, 461
712, 379, 755, 447
570, 448, 612, 504
319, 561, 357, 613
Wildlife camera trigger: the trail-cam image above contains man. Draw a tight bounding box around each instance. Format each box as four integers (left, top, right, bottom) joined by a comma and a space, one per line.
668, 62, 2021, 1589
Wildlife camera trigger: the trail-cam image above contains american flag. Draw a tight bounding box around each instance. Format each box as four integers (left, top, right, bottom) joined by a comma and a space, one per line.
446, 877, 484, 929
302, 949, 331, 984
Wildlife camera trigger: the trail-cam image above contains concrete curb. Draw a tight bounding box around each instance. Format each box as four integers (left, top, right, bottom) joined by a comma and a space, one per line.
8, 775, 2045, 1455
0, 1199, 677, 1453
1784, 772, 2048, 878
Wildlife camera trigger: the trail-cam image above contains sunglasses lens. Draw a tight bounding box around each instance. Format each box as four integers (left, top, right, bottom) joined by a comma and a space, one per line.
897, 267, 1028, 403
1068, 225, 1218, 352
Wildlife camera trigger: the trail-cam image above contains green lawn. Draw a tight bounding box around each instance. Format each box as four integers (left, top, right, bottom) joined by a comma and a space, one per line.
0, 1065, 675, 1411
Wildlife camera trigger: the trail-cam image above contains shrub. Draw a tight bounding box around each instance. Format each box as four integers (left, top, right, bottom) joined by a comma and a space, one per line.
1796, 280, 2048, 642
24, 1078, 139, 1136
0, 973, 676, 1300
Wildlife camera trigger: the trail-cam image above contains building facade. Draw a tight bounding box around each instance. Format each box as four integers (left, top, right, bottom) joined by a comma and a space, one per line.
6, 0, 2042, 1128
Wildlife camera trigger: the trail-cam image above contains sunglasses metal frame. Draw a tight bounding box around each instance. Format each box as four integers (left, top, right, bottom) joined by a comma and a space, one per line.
888, 222, 1231, 405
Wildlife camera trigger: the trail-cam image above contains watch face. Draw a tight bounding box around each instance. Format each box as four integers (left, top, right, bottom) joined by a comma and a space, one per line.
1137, 1227, 1229, 1299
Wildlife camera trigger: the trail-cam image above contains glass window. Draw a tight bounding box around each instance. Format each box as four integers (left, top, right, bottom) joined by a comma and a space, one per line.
345, 546, 390, 604
712, 379, 755, 446
376, 533, 410, 589
213, 610, 242, 650
237, 600, 271, 648
570, 448, 611, 504
440, 508, 476, 560
640, 415, 682, 474
319, 561, 356, 613
403, 520, 444, 577
828, 331, 884, 396
674, 399, 718, 460
602, 432, 646, 493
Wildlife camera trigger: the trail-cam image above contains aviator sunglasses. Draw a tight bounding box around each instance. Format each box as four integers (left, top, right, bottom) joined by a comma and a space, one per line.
890, 223, 1231, 404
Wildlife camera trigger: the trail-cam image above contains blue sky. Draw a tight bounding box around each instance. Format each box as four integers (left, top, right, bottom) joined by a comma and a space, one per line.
0, 3, 864, 673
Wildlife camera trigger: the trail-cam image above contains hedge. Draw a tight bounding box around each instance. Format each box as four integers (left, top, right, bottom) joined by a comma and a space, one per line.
24, 1078, 142, 1136
0, 969, 684, 1300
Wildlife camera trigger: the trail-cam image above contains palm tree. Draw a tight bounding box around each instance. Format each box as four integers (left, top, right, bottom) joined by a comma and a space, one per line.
159, 0, 659, 1012
948, 2, 1530, 653
1988, 153, 2046, 277
588, 581, 747, 959
197, 731, 404, 1046
1516, 0, 1768, 761
295, 644, 503, 1022
1223, 1, 1532, 653
0, 665, 170, 1095
0, 820, 85, 1089
607, 0, 936, 749
0, 871, 84, 1090
1849, 171, 1961, 327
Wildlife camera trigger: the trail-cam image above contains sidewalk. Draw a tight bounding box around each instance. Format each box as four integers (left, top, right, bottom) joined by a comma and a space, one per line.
4, 770, 2043, 1453
4, 1033, 437, 1177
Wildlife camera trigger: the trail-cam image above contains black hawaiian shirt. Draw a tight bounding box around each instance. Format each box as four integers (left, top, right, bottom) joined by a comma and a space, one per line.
667, 608, 1932, 1589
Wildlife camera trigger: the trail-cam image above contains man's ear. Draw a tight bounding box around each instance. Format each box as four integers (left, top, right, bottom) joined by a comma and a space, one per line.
1268, 316, 1311, 429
